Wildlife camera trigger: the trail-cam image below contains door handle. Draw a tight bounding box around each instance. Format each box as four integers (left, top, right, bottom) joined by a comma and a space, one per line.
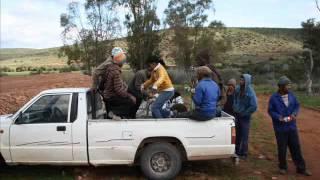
56, 126, 66, 131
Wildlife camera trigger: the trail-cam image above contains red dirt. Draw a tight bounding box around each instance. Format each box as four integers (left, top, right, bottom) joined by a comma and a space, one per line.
0, 73, 91, 115
258, 95, 320, 180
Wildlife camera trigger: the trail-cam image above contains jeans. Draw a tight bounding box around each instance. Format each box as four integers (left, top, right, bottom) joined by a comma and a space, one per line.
235, 115, 251, 157
275, 129, 306, 171
177, 110, 215, 121
152, 90, 174, 118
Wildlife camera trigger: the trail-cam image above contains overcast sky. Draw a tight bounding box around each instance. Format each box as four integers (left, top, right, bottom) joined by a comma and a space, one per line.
1, 0, 319, 49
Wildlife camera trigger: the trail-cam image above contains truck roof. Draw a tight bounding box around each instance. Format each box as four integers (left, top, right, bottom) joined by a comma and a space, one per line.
41, 88, 90, 94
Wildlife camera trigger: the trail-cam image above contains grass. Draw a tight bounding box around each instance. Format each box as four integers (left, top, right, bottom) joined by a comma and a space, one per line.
296, 93, 320, 109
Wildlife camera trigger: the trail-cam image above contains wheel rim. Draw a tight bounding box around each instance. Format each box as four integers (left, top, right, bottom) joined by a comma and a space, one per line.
150, 152, 171, 173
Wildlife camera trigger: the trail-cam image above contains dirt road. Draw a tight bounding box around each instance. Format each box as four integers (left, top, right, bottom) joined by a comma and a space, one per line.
258, 95, 320, 180
1, 73, 319, 179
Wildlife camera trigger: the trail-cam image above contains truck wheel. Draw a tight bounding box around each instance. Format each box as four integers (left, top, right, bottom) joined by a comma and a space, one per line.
140, 142, 182, 180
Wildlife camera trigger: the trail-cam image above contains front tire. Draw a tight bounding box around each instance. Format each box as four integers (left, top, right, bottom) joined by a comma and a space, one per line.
140, 142, 182, 180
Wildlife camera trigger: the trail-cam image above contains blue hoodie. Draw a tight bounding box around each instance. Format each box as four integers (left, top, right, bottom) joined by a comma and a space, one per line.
192, 78, 220, 117
233, 74, 257, 117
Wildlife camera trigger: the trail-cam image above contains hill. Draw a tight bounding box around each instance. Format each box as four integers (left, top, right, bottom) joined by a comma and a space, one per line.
0, 27, 303, 69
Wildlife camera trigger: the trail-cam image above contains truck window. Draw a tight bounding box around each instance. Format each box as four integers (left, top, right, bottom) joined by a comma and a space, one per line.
87, 91, 105, 119
18, 94, 71, 124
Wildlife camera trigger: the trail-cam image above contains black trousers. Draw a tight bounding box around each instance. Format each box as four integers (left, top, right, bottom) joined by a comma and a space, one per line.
177, 110, 215, 121
104, 96, 136, 119
275, 129, 306, 171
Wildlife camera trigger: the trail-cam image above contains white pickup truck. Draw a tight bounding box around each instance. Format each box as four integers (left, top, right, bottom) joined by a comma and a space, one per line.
0, 88, 235, 179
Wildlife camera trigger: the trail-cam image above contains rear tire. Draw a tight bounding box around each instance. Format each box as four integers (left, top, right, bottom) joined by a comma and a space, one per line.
140, 142, 182, 180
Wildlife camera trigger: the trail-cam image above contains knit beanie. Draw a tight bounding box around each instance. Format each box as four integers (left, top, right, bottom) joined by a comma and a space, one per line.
278, 76, 291, 86
111, 47, 126, 64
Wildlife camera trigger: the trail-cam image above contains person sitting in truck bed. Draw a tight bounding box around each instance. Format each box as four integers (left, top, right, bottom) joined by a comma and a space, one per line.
176, 66, 220, 120
141, 56, 175, 118
102, 47, 137, 119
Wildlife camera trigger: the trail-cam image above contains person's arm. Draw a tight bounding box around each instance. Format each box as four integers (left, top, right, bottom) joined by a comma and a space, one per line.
291, 94, 300, 119
113, 70, 130, 98
91, 70, 99, 89
152, 67, 166, 89
243, 91, 258, 115
192, 84, 203, 106
268, 96, 282, 121
143, 73, 154, 89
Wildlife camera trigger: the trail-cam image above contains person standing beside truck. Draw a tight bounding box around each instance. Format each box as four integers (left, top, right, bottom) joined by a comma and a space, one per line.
233, 74, 257, 159
141, 56, 174, 118
102, 47, 136, 119
268, 76, 312, 176
223, 78, 237, 116
194, 49, 227, 117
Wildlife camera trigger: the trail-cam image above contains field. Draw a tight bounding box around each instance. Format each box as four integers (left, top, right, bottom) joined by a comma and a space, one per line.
1, 73, 320, 180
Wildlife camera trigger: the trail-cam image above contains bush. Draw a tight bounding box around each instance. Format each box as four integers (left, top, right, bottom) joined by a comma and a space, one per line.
0, 66, 12, 72
59, 66, 72, 73
16, 66, 27, 72
168, 69, 192, 85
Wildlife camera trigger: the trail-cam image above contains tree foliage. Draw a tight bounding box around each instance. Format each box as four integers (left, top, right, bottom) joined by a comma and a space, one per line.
60, 0, 121, 72
116, 0, 161, 70
164, 0, 230, 69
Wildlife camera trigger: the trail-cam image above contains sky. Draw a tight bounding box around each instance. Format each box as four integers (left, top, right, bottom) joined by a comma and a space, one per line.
1, 0, 319, 49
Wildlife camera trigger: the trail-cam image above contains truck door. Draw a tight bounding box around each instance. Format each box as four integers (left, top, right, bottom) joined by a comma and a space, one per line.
10, 93, 74, 163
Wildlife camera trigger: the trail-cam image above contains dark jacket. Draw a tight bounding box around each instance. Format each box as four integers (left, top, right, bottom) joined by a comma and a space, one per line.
224, 94, 235, 116
233, 74, 257, 117
103, 63, 131, 99
192, 78, 220, 117
268, 91, 299, 132
128, 69, 148, 99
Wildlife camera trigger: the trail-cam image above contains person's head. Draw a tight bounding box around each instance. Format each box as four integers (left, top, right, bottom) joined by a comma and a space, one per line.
196, 66, 212, 81
278, 76, 291, 94
146, 55, 162, 71
239, 75, 245, 87
227, 78, 236, 93
111, 47, 126, 66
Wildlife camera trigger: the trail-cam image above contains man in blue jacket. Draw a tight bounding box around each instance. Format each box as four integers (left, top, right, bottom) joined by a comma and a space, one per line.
233, 74, 257, 159
268, 76, 311, 176
177, 66, 220, 120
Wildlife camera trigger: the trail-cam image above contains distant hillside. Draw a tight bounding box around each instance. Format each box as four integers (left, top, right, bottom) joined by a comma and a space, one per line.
0, 27, 303, 69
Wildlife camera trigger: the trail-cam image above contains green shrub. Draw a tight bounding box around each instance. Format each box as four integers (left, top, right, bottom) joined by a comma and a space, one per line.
59, 66, 72, 73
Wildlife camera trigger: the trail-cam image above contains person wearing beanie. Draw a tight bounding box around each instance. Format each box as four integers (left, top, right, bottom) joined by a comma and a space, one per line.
101, 47, 137, 119
223, 78, 237, 116
91, 47, 127, 92
177, 66, 220, 120
233, 74, 257, 159
268, 76, 312, 176
142, 55, 174, 118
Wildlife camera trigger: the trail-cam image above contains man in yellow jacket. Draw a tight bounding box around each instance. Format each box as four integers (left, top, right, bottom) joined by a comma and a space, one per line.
142, 57, 174, 118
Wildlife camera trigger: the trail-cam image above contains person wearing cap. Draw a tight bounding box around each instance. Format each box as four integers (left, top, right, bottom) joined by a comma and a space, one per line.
176, 66, 220, 120
102, 47, 137, 119
268, 76, 312, 176
141, 56, 174, 118
233, 74, 257, 159
223, 78, 237, 116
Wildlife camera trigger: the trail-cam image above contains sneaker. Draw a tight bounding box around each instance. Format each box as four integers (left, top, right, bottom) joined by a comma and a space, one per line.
238, 155, 247, 160
279, 169, 287, 175
297, 169, 312, 176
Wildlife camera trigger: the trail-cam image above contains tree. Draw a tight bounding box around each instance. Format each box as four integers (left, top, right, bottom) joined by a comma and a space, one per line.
315, 0, 320, 13
60, 0, 120, 72
116, 0, 161, 70
164, 0, 230, 70
301, 19, 320, 95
